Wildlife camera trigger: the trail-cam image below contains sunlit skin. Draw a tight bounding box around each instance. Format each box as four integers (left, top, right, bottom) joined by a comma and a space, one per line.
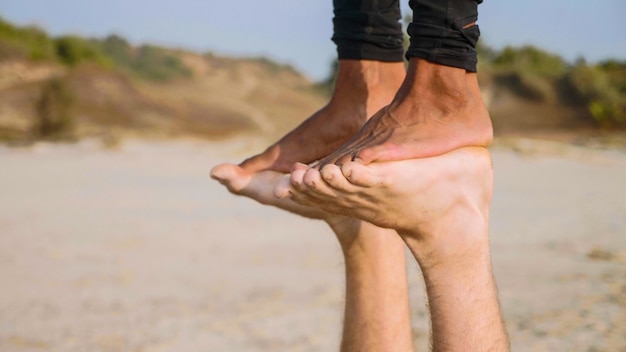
213, 48, 504, 352
276, 147, 510, 351
311, 58, 493, 170
236, 60, 406, 173
210, 166, 414, 352
211, 59, 414, 351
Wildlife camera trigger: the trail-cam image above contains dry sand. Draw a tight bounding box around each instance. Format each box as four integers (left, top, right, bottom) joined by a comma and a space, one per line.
0, 138, 625, 352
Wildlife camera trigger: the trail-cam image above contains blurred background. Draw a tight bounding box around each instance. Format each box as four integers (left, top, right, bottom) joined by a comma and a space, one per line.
0, 1, 624, 351
1, 0, 625, 142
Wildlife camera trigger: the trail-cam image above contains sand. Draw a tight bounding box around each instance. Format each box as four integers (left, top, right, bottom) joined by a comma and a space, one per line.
0, 138, 624, 352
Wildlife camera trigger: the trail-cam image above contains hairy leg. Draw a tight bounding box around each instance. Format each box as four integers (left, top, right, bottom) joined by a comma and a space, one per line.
278, 147, 509, 351
312, 58, 493, 170
413, 231, 508, 352
238, 60, 405, 173
210, 167, 414, 351
333, 221, 414, 352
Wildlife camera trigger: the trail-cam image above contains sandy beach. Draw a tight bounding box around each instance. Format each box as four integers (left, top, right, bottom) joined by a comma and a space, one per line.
0, 138, 625, 352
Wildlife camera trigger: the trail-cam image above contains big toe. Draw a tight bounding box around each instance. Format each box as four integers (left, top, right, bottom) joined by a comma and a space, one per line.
211, 163, 230, 179
210, 163, 249, 193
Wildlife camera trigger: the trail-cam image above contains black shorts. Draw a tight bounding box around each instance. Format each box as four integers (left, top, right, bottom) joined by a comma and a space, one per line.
332, 0, 482, 72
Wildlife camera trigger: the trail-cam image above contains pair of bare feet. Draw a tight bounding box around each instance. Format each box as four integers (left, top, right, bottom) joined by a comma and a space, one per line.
211, 58, 508, 351
211, 57, 492, 225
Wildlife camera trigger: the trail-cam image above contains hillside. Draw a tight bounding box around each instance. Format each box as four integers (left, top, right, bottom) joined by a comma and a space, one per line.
0, 17, 624, 146
0, 45, 326, 144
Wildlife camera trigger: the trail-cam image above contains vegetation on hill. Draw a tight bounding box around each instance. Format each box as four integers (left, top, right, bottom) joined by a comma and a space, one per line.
0, 17, 325, 144
480, 44, 625, 128
0, 17, 190, 81
0, 16, 625, 145
94, 35, 191, 81
317, 41, 626, 129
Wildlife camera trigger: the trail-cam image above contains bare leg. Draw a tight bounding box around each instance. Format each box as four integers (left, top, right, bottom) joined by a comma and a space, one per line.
278, 147, 510, 351
412, 230, 507, 352
212, 58, 413, 351
210, 168, 414, 351
313, 59, 493, 169
332, 220, 414, 352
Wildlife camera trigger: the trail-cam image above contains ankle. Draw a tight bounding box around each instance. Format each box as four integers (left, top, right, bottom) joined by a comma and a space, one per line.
335, 60, 405, 90
331, 60, 405, 115
336, 225, 403, 257
397, 58, 471, 107
404, 219, 490, 272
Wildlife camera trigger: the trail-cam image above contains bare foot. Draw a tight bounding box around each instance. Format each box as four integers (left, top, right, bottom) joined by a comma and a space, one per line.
212, 59, 404, 225
211, 161, 416, 352
312, 58, 493, 169
212, 61, 415, 351
276, 147, 493, 243
211, 163, 328, 219
276, 147, 508, 351
238, 60, 405, 173
211, 163, 367, 237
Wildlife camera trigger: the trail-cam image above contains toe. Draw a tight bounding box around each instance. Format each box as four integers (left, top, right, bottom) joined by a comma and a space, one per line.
274, 174, 294, 198
320, 164, 358, 192
290, 168, 308, 191
341, 162, 384, 187
289, 167, 335, 204
303, 168, 336, 196
210, 163, 233, 182
315, 155, 336, 171
210, 163, 249, 193
303, 168, 322, 188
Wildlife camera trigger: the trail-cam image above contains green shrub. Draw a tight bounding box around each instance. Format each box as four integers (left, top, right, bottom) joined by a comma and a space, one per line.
566, 63, 625, 127
54, 35, 110, 67
128, 45, 191, 81
0, 17, 188, 82
96, 34, 133, 67
494, 45, 567, 78
93, 37, 190, 81
597, 59, 626, 94
23, 27, 55, 60
0, 17, 56, 60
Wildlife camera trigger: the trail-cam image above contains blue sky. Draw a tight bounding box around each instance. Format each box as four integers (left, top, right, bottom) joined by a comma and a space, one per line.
1, 0, 624, 80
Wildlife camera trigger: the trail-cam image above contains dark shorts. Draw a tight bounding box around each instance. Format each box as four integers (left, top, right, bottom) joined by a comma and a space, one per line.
332, 0, 482, 72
